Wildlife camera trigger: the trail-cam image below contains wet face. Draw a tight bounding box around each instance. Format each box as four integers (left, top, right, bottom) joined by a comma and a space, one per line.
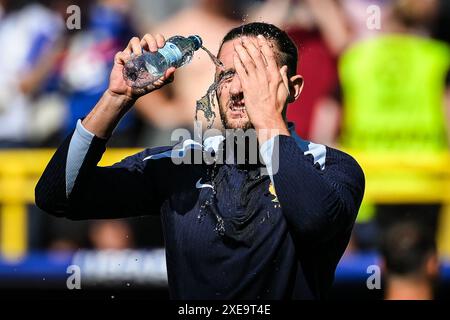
215, 36, 278, 130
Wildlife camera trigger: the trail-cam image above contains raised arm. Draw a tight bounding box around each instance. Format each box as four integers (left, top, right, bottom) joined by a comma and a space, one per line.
232, 34, 364, 244
35, 34, 177, 220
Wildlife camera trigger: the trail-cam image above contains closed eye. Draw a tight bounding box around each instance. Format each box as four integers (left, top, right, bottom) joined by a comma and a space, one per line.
216, 69, 236, 84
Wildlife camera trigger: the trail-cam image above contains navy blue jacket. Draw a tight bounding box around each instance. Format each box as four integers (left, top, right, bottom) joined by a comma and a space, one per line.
35, 122, 365, 299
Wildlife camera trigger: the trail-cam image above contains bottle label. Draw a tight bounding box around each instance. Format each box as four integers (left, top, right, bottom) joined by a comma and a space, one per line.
158, 42, 183, 66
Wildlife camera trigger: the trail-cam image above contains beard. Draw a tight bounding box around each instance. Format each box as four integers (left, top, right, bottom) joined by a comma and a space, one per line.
217, 92, 254, 130
219, 104, 253, 130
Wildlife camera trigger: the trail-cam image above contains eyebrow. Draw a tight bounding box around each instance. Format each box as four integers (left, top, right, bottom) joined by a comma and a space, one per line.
216, 68, 236, 81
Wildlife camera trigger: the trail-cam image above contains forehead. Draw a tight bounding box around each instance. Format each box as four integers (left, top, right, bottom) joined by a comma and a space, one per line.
217, 36, 277, 68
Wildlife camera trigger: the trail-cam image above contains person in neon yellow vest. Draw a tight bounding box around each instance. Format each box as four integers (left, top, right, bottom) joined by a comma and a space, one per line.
337, 0, 450, 250
340, 36, 449, 152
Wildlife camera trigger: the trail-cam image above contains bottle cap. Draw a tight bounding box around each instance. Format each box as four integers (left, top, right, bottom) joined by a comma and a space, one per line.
188, 35, 203, 50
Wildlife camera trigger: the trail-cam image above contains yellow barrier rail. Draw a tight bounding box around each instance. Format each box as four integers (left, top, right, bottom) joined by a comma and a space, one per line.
0, 149, 449, 260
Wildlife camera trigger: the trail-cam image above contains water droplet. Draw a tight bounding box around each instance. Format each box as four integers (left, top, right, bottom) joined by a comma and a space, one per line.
213, 211, 226, 236
201, 46, 224, 70
196, 82, 217, 129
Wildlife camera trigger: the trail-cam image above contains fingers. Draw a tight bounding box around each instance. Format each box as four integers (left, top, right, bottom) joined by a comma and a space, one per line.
159, 66, 176, 85
164, 66, 176, 79
115, 37, 141, 66
141, 33, 165, 52
234, 35, 275, 82
233, 52, 248, 82
233, 38, 255, 75
140, 34, 156, 52
129, 36, 142, 55
241, 36, 267, 71
123, 34, 166, 58
114, 51, 129, 65
257, 35, 278, 71
146, 66, 176, 90
117, 34, 167, 65
155, 34, 166, 49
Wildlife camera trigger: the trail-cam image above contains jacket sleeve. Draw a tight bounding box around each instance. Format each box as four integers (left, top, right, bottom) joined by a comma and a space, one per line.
35, 120, 173, 220
260, 135, 365, 244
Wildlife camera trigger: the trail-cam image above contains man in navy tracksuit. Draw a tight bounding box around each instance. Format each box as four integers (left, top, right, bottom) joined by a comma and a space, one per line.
35, 23, 365, 299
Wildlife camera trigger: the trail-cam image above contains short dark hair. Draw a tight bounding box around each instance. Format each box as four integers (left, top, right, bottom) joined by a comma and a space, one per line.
380, 222, 436, 276
219, 22, 298, 77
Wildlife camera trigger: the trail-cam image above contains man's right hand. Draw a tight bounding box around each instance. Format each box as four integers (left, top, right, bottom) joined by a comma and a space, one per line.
108, 34, 176, 101
82, 34, 176, 139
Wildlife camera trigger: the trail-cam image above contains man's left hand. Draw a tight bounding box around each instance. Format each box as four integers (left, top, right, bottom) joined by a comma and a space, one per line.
233, 35, 290, 140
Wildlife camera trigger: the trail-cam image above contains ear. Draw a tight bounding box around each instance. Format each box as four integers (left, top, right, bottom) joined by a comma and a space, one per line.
287, 75, 304, 103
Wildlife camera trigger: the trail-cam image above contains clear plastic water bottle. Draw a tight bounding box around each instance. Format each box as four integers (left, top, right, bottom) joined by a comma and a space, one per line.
123, 35, 203, 88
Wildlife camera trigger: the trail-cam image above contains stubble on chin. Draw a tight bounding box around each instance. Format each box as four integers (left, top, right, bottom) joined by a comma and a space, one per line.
218, 103, 253, 131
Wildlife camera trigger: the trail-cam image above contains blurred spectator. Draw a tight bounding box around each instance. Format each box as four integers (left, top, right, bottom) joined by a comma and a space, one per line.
432, 0, 450, 45
0, 1, 3, 17
287, 0, 350, 143
337, 0, 450, 250
60, 0, 139, 147
132, 0, 197, 30
341, 0, 391, 41
249, 0, 351, 142
0, 0, 69, 147
381, 221, 438, 300
134, 0, 243, 146
391, 0, 438, 32
20, 0, 137, 254
89, 220, 134, 250
0, 0, 29, 18
38, 215, 90, 251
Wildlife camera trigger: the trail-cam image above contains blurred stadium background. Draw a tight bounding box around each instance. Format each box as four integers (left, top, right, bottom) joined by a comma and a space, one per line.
0, 0, 449, 299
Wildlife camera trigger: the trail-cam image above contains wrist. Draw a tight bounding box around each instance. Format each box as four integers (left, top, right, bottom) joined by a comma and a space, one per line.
81, 90, 135, 139
254, 113, 290, 145
105, 89, 136, 109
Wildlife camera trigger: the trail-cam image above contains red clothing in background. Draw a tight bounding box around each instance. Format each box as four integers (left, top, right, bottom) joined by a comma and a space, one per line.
286, 28, 339, 139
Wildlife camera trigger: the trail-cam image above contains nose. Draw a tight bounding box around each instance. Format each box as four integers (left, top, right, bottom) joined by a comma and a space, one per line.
229, 73, 243, 96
